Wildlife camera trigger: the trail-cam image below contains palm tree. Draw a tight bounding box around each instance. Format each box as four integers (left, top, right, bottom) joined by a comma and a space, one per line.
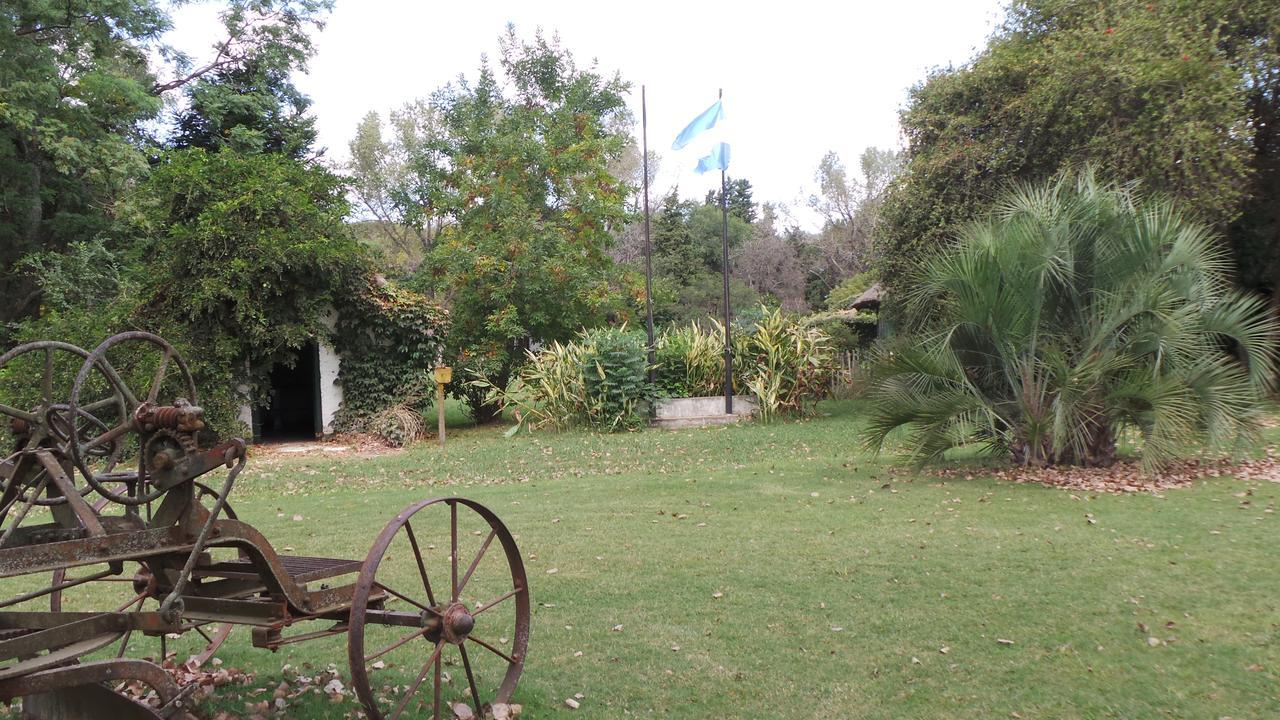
865, 171, 1278, 468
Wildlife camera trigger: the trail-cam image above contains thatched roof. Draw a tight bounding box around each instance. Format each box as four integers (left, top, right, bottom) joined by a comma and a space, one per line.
849, 283, 882, 310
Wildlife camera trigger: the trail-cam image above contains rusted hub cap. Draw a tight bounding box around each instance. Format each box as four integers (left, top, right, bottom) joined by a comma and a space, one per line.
441, 603, 475, 644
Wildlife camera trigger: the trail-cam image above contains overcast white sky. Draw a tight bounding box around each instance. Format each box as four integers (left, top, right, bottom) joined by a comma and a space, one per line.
168, 0, 1006, 228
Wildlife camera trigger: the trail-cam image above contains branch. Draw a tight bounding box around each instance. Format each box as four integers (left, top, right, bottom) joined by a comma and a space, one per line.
15, 14, 99, 37
149, 9, 289, 95
151, 36, 237, 94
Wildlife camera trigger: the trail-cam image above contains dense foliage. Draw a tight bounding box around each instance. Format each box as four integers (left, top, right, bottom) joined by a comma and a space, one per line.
653, 308, 836, 420
739, 308, 837, 421
865, 174, 1279, 469
0, 2, 450, 440
0, 0, 332, 337
474, 327, 653, 433
877, 0, 1280, 304
332, 279, 448, 442
402, 29, 632, 422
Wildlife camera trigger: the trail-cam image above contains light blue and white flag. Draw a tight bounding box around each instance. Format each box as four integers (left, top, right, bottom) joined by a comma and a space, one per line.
672, 99, 724, 150
673, 98, 731, 174
695, 142, 730, 175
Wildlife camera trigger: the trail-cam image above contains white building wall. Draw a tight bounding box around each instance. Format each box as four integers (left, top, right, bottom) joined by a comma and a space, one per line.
317, 339, 342, 435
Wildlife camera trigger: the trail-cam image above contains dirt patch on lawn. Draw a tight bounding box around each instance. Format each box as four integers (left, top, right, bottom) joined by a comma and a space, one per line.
248, 433, 401, 460
931, 454, 1280, 494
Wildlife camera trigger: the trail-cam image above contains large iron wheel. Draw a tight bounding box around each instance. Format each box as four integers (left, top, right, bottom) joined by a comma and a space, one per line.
0, 340, 129, 508
348, 497, 530, 720
69, 332, 198, 506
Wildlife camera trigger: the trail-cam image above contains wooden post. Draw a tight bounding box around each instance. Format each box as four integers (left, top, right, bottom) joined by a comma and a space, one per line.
434, 366, 452, 449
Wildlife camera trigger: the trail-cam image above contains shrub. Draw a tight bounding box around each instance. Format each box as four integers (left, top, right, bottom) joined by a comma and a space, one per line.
580, 328, 653, 432
654, 308, 836, 419
654, 323, 724, 397
332, 278, 448, 435
473, 329, 652, 433
864, 173, 1279, 469
740, 307, 837, 421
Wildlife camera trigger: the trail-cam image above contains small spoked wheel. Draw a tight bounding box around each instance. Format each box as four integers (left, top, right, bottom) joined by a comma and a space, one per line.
69, 331, 198, 506
348, 498, 530, 720
0, 341, 129, 507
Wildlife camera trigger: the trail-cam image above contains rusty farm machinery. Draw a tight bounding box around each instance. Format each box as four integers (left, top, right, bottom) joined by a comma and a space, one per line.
0, 332, 530, 718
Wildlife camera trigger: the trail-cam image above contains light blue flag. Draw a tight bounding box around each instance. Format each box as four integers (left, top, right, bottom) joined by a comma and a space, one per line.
695, 142, 731, 174
672, 100, 724, 150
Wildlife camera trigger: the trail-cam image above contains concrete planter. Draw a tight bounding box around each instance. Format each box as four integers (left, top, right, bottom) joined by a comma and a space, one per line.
651, 395, 758, 429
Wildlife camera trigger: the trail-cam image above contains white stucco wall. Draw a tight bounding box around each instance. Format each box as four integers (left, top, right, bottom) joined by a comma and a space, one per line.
317, 339, 342, 435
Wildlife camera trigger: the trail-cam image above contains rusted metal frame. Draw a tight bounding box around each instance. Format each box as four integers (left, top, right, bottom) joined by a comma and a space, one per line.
0, 404, 38, 424
0, 563, 121, 609
456, 528, 498, 599
0, 658, 182, 703
1, 522, 87, 549
159, 449, 244, 618
360, 609, 429, 629
35, 451, 103, 537
347, 497, 531, 719
458, 643, 484, 718
0, 613, 130, 662
17, 679, 174, 719
251, 622, 348, 651
179, 596, 288, 627
0, 609, 175, 634
179, 580, 362, 625
199, 519, 358, 615
181, 577, 267, 599
2, 659, 197, 720
0, 526, 188, 580
0, 469, 49, 547
391, 640, 445, 720
0, 454, 38, 525
468, 633, 519, 665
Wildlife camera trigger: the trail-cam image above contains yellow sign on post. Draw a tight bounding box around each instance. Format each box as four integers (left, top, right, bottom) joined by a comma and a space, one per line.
434, 366, 451, 449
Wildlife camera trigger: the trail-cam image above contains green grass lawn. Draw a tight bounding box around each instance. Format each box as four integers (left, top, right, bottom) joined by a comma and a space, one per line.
19, 400, 1280, 718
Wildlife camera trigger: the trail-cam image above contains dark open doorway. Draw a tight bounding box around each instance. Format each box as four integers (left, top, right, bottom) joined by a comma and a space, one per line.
254, 342, 321, 442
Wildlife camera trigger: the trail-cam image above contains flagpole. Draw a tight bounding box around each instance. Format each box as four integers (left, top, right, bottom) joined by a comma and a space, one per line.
718, 88, 733, 415
642, 85, 655, 388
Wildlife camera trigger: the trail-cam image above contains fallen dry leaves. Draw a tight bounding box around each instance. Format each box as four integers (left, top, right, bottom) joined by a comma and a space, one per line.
930, 454, 1280, 494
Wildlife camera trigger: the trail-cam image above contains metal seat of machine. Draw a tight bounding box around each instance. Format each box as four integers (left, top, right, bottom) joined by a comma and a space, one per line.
196, 555, 362, 584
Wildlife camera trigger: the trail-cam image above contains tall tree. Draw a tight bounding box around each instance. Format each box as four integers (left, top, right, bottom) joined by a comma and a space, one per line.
0, 0, 332, 333
346, 101, 447, 261
705, 177, 757, 223
802, 147, 900, 304
170, 59, 317, 158
0, 1, 165, 326
877, 0, 1278, 303
410, 28, 632, 422
652, 191, 699, 280
735, 204, 807, 311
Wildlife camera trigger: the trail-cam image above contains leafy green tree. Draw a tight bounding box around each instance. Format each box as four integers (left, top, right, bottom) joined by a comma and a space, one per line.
346, 102, 446, 262
409, 29, 632, 422
877, 0, 1276, 301
0, 0, 332, 334
705, 177, 757, 223
0, 1, 165, 327
122, 148, 365, 374
804, 148, 900, 305
170, 59, 317, 158
652, 192, 699, 280
865, 173, 1278, 469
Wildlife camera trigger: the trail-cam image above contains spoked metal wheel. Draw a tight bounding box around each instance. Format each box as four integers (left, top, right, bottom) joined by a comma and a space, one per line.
0, 341, 129, 509
69, 332, 198, 506
348, 498, 530, 720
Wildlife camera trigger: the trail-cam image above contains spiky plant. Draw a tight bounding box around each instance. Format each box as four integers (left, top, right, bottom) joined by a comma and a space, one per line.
866, 172, 1279, 469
